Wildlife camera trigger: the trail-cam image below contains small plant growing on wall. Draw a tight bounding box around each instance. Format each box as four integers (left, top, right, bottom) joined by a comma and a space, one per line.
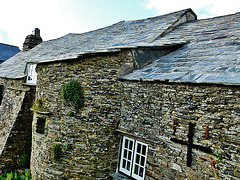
62, 81, 84, 110
32, 99, 42, 109
52, 144, 62, 161
68, 111, 74, 117
31, 99, 49, 112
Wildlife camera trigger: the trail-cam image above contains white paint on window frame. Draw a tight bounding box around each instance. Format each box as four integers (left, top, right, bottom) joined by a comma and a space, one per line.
132, 140, 148, 180
119, 136, 148, 180
26, 63, 37, 84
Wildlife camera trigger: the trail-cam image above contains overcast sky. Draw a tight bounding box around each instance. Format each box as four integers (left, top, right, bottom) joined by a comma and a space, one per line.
0, 0, 239, 49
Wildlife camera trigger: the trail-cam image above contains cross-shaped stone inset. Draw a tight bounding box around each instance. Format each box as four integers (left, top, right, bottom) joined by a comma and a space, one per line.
170, 122, 213, 167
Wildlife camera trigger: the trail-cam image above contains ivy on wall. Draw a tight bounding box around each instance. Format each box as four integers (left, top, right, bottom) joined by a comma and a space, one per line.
62, 81, 84, 110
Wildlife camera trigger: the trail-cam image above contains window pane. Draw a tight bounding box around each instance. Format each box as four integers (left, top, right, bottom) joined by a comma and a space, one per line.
134, 165, 139, 175
124, 149, 127, 158
136, 154, 140, 164
127, 161, 130, 171
122, 159, 126, 168
125, 139, 129, 148
129, 140, 133, 149
128, 151, 132, 160
142, 145, 146, 155
139, 167, 144, 177
141, 157, 145, 166
137, 143, 141, 153
27, 64, 37, 84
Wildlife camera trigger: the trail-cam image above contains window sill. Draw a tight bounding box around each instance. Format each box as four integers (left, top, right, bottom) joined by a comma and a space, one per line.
110, 173, 133, 180
31, 108, 52, 115
22, 83, 36, 87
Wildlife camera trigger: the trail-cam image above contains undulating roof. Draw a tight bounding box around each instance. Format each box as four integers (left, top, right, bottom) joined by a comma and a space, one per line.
1, 8, 240, 86
122, 12, 240, 85
0, 9, 195, 79
0, 43, 20, 62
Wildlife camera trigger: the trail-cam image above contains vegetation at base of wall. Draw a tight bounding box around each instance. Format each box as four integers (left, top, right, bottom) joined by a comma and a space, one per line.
52, 144, 62, 161
62, 81, 84, 110
17, 138, 31, 169
17, 154, 29, 168
0, 168, 32, 180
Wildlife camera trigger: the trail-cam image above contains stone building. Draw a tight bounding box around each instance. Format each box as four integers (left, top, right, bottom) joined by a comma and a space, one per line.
0, 28, 41, 168
0, 9, 240, 179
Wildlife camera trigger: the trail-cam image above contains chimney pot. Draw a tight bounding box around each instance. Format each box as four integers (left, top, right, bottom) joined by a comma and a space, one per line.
32, 28, 41, 38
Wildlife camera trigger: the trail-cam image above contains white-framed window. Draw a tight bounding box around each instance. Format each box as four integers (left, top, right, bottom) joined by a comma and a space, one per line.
119, 136, 148, 180
26, 63, 37, 84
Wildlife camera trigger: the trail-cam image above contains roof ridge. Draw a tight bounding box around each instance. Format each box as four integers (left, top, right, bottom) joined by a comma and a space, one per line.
198, 11, 240, 21
42, 9, 195, 45
43, 21, 125, 43
123, 8, 194, 23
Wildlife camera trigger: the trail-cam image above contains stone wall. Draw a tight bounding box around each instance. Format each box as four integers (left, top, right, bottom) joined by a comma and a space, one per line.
32, 50, 239, 179
31, 51, 133, 179
0, 78, 35, 168
118, 81, 240, 179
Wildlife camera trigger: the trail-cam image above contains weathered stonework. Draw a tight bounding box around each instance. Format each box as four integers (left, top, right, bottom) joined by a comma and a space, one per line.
31, 50, 133, 179
31, 49, 240, 179
119, 82, 240, 179
0, 9, 239, 180
22, 28, 42, 51
0, 78, 35, 168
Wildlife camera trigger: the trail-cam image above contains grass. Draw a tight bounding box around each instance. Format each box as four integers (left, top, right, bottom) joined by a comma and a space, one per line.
0, 168, 32, 180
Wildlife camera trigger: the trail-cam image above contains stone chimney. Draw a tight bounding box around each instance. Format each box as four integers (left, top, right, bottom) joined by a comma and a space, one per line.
22, 28, 42, 51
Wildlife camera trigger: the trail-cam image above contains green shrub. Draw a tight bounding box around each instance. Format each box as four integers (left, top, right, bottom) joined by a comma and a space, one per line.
0, 168, 32, 180
6, 172, 13, 180
17, 154, 29, 168
62, 81, 84, 110
25, 169, 31, 180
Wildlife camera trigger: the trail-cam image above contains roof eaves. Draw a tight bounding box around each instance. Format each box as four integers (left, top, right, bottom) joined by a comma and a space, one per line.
37, 48, 122, 64
120, 75, 240, 86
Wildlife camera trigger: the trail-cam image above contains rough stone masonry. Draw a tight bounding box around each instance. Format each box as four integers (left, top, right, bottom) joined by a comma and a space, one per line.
30, 50, 239, 179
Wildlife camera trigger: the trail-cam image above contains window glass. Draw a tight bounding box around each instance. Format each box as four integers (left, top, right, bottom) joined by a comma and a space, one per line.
26, 64, 37, 84
132, 140, 148, 180
119, 137, 148, 180
120, 136, 134, 176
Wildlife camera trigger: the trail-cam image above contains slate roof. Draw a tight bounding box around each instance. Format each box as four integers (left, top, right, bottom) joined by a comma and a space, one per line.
0, 43, 20, 62
122, 12, 240, 85
0, 8, 239, 86
0, 9, 195, 79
